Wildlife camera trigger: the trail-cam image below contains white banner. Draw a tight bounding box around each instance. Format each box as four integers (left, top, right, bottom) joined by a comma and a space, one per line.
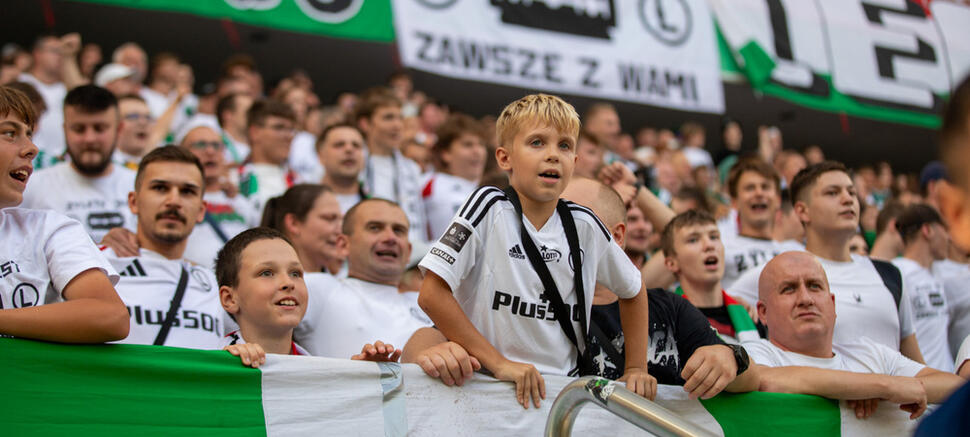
393, 0, 724, 113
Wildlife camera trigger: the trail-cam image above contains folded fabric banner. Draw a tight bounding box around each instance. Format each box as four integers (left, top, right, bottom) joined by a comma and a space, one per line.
0, 338, 915, 436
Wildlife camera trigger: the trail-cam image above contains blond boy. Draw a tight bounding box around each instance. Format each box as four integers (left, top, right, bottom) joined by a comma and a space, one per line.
417, 94, 651, 408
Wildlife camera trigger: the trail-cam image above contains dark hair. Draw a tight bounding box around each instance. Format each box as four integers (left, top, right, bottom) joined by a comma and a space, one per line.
135, 145, 206, 190
660, 209, 717, 257
117, 93, 147, 104
727, 157, 780, 198
315, 122, 363, 152
789, 161, 850, 203
216, 227, 294, 288
895, 203, 945, 244
0, 86, 39, 129
220, 54, 257, 79
64, 84, 118, 115
354, 87, 401, 123
246, 98, 295, 130
876, 200, 906, 235
5, 82, 46, 115
216, 92, 246, 126
673, 186, 714, 215
941, 75, 970, 189
341, 198, 405, 236
432, 113, 487, 172
260, 184, 333, 237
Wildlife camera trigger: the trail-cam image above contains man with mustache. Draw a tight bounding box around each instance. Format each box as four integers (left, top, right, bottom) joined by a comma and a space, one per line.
103, 146, 227, 349
22, 85, 136, 243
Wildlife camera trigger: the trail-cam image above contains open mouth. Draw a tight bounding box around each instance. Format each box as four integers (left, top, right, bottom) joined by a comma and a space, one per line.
703, 255, 719, 269
135, 131, 149, 141
838, 210, 857, 219
750, 202, 768, 212
10, 168, 29, 183
539, 170, 560, 183
275, 298, 299, 308
375, 249, 399, 259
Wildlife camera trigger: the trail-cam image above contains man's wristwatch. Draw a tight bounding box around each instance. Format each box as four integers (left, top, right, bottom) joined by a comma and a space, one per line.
725, 343, 750, 375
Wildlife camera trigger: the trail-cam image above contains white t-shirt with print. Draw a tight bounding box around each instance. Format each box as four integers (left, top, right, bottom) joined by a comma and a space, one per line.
743, 337, 925, 377
238, 162, 298, 217
728, 253, 915, 351
944, 269, 970, 360
892, 257, 953, 372
0, 208, 119, 311
294, 274, 432, 359
183, 190, 260, 268
721, 234, 803, 289
422, 172, 478, 241
418, 186, 642, 376
288, 131, 323, 184
21, 163, 136, 243
18, 73, 65, 155
104, 248, 225, 349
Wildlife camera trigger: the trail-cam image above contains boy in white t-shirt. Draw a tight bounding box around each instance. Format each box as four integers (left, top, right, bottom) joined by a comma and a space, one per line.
418, 94, 651, 409
0, 85, 129, 343
422, 113, 488, 240
216, 227, 400, 367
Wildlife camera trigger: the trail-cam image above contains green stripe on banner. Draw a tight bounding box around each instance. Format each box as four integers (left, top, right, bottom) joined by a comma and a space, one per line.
66, 0, 394, 42
0, 338, 265, 437
701, 391, 841, 437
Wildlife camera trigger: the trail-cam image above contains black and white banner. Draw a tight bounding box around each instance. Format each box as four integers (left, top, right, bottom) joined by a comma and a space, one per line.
393, 0, 724, 113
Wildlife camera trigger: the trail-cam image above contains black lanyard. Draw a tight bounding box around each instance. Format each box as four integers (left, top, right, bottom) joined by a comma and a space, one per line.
154, 266, 189, 346
503, 187, 587, 356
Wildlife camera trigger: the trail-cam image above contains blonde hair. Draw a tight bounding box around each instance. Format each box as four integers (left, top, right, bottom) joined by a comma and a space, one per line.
495, 94, 580, 150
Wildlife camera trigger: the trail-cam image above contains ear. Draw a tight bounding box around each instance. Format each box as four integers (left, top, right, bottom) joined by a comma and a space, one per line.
612, 222, 626, 248
334, 233, 350, 258
127, 190, 137, 215
793, 200, 810, 225
756, 300, 768, 325
357, 117, 370, 135
938, 181, 970, 252
283, 213, 301, 238
663, 253, 678, 275
220, 285, 239, 315
495, 146, 512, 172
195, 200, 207, 224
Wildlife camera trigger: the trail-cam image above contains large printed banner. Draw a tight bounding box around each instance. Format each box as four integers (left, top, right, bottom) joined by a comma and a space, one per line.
712, 0, 970, 129
68, 0, 394, 42
392, 0, 726, 114
1, 338, 918, 436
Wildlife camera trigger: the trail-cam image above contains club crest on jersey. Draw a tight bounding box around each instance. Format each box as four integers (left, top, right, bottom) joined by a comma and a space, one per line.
190, 266, 213, 291
440, 223, 472, 252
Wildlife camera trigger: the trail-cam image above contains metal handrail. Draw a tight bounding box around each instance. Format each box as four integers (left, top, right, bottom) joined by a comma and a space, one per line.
544, 377, 718, 437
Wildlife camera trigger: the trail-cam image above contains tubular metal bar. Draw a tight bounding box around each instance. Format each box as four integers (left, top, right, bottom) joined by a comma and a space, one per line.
545, 377, 718, 437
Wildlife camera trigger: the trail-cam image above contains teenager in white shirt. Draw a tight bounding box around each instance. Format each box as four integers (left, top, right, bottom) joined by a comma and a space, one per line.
729, 161, 923, 362
22, 85, 136, 243
423, 113, 488, 240
0, 85, 128, 343
237, 99, 300, 216
892, 204, 954, 371
317, 123, 366, 214
355, 88, 427, 245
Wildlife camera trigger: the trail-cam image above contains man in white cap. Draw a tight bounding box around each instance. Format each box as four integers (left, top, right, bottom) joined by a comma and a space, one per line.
95, 63, 139, 98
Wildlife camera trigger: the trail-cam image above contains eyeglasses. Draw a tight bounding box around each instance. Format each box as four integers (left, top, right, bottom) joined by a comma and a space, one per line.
124, 113, 154, 123
187, 141, 224, 150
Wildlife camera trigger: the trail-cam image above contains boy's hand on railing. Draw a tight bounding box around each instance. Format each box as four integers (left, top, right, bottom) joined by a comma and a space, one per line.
414, 341, 481, 387
492, 359, 545, 409
225, 343, 266, 368
619, 367, 657, 400
352, 340, 402, 362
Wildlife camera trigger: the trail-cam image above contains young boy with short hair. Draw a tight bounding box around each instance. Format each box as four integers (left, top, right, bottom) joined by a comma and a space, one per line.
216, 227, 400, 367
417, 94, 651, 409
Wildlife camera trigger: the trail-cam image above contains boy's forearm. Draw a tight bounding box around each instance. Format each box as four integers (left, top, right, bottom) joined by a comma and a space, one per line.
418, 273, 508, 370
0, 298, 129, 343
401, 327, 448, 363
618, 285, 649, 372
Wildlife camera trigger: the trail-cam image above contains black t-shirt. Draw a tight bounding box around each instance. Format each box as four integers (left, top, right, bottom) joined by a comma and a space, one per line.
588, 288, 725, 385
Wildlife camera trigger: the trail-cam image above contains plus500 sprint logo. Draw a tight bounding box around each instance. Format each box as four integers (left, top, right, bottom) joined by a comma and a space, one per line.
492, 290, 580, 322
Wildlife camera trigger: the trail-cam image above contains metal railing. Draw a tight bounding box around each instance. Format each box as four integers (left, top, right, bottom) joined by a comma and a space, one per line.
545, 377, 718, 437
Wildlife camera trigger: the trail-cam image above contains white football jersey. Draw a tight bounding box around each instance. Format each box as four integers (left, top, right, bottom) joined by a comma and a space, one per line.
0, 208, 118, 310
21, 162, 136, 243
422, 172, 478, 241
294, 274, 432, 358
362, 150, 428, 244
892, 257, 953, 372
419, 186, 642, 376
105, 248, 225, 349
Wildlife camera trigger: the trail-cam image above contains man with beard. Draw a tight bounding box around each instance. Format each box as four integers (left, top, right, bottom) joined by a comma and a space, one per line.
104, 146, 226, 349
22, 85, 136, 243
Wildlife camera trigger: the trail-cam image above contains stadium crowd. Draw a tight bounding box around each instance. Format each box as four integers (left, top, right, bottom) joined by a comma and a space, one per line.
3, 32, 970, 428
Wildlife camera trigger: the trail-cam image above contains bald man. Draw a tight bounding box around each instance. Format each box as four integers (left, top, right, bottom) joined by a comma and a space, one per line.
748, 252, 962, 419
562, 178, 758, 399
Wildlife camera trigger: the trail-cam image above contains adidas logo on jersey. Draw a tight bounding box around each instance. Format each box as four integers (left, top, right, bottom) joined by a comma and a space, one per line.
119, 259, 147, 277
508, 244, 525, 259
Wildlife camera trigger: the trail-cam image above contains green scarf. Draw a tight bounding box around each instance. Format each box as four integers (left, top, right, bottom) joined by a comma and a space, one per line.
675, 286, 759, 342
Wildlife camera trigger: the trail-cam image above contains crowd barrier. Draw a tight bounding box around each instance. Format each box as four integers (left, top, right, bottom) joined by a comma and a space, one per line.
0, 338, 918, 436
